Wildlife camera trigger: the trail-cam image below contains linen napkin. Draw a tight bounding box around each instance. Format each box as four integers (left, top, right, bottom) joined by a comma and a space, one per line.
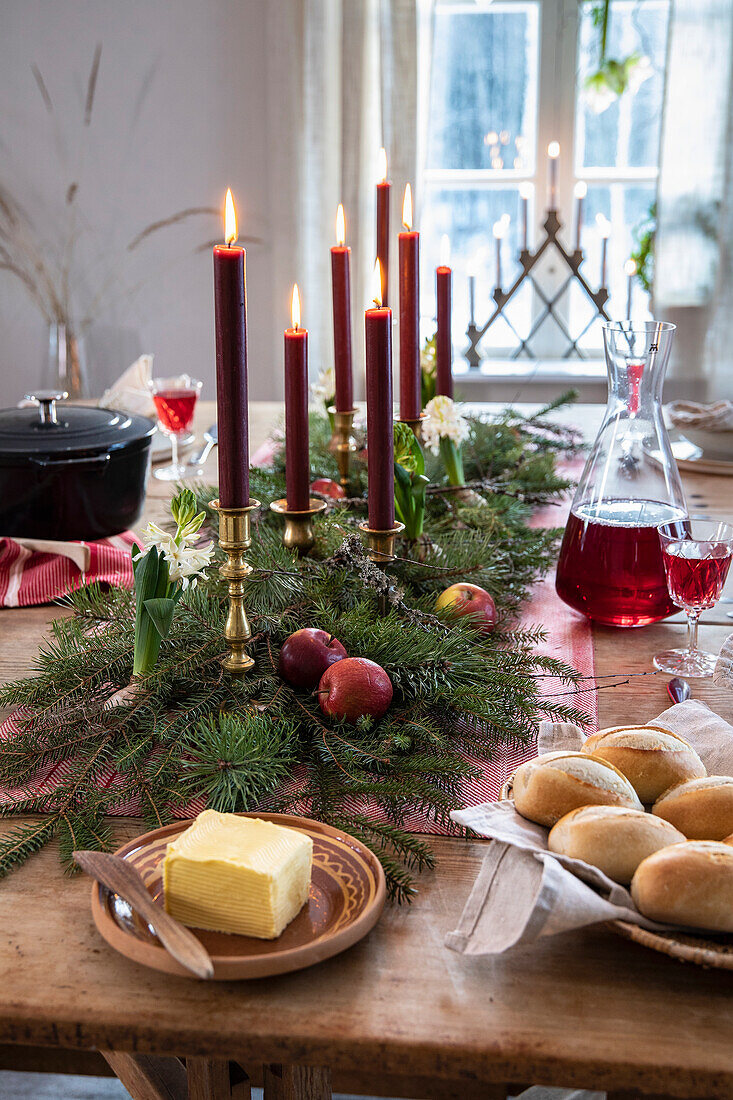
667, 399, 733, 431
99, 353, 155, 417
0, 532, 139, 608
714, 634, 733, 694
446, 699, 733, 957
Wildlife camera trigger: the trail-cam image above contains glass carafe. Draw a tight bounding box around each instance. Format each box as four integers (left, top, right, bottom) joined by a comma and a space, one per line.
556, 322, 688, 627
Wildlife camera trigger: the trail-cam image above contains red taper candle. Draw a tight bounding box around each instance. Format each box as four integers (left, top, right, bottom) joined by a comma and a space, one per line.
376, 147, 391, 307
365, 260, 394, 531
331, 204, 354, 412
214, 188, 249, 508
398, 183, 420, 420
436, 234, 453, 398
284, 284, 310, 511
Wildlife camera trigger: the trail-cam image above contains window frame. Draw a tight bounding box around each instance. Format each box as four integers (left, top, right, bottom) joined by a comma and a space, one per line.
421, 0, 667, 366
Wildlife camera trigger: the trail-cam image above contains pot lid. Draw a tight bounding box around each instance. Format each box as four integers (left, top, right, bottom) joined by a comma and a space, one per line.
0, 391, 155, 456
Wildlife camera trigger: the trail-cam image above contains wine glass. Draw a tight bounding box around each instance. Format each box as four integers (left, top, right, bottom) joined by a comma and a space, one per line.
148, 374, 202, 481
654, 518, 733, 677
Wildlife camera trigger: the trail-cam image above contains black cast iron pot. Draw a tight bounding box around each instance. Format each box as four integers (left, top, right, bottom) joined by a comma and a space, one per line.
0, 390, 156, 540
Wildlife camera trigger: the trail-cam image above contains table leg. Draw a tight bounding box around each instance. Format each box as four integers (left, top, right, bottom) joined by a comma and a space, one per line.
263, 1063, 331, 1100
186, 1057, 234, 1099
101, 1050, 188, 1099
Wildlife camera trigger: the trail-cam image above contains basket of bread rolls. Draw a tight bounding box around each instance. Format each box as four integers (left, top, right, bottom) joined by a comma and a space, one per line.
503, 725, 733, 969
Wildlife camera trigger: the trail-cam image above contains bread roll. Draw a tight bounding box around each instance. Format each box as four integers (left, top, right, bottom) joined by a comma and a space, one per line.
724, 833, 733, 847
548, 805, 684, 883
582, 725, 705, 803
512, 751, 643, 828
631, 841, 733, 932
652, 776, 733, 840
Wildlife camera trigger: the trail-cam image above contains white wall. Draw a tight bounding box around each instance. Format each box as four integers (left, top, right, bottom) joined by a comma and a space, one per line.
0, 0, 280, 406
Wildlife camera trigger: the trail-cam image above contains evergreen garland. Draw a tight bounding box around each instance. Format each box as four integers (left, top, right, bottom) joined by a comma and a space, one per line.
0, 400, 586, 901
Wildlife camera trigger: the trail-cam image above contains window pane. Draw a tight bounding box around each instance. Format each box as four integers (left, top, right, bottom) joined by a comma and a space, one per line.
571, 182, 655, 348
420, 185, 531, 354
427, 2, 539, 171
577, 0, 670, 170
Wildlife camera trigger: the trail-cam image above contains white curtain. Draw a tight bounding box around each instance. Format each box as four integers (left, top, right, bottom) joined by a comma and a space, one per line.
265, 0, 427, 398
655, 0, 733, 397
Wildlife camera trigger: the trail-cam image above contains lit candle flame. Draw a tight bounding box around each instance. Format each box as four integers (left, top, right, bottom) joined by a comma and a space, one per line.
371, 259, 383, 308
378, 147, 388, 183
624, 259, 637, 277
335, 203, 346, 247
291, 283, 301, 330
547, 141, 560, 159
402, 183, 413, 231
440, 234, 450, 267
595, 212, 611, 238
224, 188, 237, 246
574, 180, 588, 199
519, 181, 532, 200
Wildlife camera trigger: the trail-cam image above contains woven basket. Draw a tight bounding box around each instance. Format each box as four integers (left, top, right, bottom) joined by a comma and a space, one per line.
499, 781, 733, 969
610, 921, 733, 970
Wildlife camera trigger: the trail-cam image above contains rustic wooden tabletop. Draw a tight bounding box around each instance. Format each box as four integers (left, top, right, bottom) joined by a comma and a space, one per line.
0, 401, 731, 1100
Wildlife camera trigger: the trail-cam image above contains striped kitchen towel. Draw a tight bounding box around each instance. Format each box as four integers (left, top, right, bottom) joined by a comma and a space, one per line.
0, 532, 140, 608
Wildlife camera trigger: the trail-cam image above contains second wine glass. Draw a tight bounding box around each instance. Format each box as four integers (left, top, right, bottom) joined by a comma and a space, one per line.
149, 374, 202, 481
654, 518, 733, 677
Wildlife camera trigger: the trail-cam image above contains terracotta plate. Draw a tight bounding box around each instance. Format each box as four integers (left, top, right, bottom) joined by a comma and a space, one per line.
90, 812, 386, 980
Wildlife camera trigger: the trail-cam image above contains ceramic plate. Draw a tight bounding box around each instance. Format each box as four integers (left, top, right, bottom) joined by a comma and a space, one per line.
90, 812, 386, 980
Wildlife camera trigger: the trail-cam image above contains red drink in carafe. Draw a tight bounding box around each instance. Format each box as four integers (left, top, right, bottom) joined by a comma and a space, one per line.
152, 388, 197, 434
556, 499, 687, 627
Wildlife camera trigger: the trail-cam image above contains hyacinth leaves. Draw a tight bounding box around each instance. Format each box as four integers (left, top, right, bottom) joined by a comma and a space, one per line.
132, 488, 214, 676
393, 422, 429, 541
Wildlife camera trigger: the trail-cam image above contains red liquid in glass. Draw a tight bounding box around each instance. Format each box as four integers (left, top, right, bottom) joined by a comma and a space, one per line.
555, 500, 687, 627
662, 544, 732, 610
152, 389, 197, 433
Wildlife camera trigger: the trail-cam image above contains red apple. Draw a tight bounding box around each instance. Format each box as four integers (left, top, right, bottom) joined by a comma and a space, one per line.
435, 582, 497, 633
318, 657, 393, 723
310, 477, 346, 500
278, 628, 348, 689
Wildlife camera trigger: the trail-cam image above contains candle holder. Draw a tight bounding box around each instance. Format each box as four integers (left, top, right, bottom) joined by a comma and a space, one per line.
327, 406, 358, 491
465, 208, 611, 367
270, 497, 327, 555
211, 498, 260, 675
358, 519, 405, 615
396, 412, 429, 443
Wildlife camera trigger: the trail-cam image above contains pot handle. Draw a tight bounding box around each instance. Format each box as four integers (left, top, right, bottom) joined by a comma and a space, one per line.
24, 391, 69, 426
29, 452, 111, 469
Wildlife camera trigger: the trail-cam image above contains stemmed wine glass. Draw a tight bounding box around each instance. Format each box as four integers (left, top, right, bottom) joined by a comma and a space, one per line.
148, 374, 202, 481
654, 518, 733, 677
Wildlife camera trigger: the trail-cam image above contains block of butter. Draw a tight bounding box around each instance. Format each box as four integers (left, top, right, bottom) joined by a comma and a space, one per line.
162, 810, 313, 939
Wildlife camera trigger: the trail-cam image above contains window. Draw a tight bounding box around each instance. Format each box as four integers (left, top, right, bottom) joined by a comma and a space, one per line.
421, 0, 671, 367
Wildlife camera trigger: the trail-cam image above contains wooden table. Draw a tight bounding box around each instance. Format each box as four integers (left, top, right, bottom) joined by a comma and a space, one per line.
0, 401, 732, 1100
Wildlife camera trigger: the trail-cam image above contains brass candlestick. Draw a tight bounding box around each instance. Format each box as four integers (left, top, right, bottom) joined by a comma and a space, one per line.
270, 497, 327, 555
397, 411, 429, 443
327, 406, 358, 491
211, 498, 260, 675
358, 520, 405, 615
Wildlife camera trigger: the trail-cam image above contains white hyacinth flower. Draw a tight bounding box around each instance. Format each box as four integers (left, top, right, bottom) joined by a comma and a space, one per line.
163, 541, 215, 589
141, 521, 177, 556
141, 520, 214, 588
422, 395, 469, 457
310, 365, 335, 407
